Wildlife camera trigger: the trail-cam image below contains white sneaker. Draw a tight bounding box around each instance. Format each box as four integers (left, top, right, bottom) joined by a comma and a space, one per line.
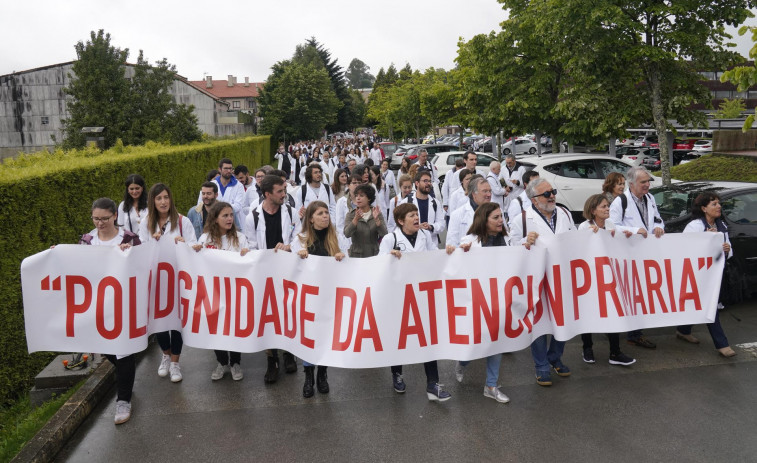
114, 400, 131, 424
455, 362, 465, 383
170, 362, 182, 382
483, 386, 510, 404
230, 364, 244, 381
211, 363, 227, 381
158, 354, 170, 377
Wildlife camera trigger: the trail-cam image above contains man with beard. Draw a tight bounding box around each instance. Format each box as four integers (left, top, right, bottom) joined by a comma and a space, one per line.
201, 158, 246, 231
400, 171, 444, 244
188, 181, 218, 239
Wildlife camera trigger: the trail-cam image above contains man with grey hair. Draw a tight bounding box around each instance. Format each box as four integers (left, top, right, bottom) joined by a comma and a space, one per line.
509, 177, 575, 386
609, 165, 664, 349
445, 176, 492, 247
487, 161, 508, 212
500, 154, 525, 210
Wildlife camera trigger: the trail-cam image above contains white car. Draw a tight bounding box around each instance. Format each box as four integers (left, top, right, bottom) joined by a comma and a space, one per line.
692, 140, 712, 153
431, 151, 496, 186
516, 154, 634, 216
502, 138, 538, 155
620, 148, 658, 167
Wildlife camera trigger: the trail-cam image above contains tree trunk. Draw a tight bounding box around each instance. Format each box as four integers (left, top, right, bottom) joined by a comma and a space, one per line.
608, 137, 616, 158
648, 63, 671, 186
459, 126, 464, 150
535, 130, 542, 156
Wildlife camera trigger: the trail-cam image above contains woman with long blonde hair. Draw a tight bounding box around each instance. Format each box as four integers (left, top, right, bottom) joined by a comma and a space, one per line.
292, 201, 345, 397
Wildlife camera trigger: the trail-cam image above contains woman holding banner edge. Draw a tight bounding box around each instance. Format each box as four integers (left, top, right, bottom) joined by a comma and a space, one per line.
675, 192, 736, 357
78, 198, 141, 424
292, 200, 345, 397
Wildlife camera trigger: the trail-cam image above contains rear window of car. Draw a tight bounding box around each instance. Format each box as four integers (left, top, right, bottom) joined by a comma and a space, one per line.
596, 159, 630, 177
653, 190, 694, 221
559, 160, 599, 179
475, 155, 494, 167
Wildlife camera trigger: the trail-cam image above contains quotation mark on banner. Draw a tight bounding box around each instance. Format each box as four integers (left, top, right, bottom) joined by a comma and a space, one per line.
697, 257, 713, 270
41, 276, 62, 291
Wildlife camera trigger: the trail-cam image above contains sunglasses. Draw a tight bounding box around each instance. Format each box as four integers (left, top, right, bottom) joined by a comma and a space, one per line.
531, 189, 558, 199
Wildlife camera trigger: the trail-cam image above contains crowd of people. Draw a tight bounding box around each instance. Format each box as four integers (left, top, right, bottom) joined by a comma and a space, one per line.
73, 136, 737, 424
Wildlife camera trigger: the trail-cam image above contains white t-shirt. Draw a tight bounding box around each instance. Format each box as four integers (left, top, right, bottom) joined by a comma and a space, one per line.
86, 228, 127, 247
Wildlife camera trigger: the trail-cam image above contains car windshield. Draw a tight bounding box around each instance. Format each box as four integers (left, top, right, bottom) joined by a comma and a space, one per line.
382, 144, 398, 156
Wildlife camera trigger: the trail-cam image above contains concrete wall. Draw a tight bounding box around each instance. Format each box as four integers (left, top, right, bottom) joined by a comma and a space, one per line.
0, 63, 229, 158
713, 129, 757, 152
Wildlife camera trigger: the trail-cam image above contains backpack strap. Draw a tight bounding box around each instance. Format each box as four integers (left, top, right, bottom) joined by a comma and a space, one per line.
301, 185, 307, 205
521, 209, 527, 237
252, 209, 260, 230
620, 194, 628, 221
178, 214, 184, 236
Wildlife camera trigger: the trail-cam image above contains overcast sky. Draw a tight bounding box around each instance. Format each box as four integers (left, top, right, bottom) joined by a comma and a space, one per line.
2, 0, 756, 81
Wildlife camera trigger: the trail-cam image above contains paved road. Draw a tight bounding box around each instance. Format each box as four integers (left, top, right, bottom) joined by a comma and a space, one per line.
55, 301, 757, 463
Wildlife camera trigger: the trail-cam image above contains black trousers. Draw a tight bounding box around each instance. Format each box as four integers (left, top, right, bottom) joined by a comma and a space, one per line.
391, 361, 439, 385
156, 330, 183, 355
215, 350, 241, 366
105, 354, 136, 402
581, 333, 621, 355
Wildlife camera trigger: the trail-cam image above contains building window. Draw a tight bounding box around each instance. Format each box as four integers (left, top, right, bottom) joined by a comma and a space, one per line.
699, 71, 717, 80
41, 116, 49, 125
713, 90, 732, 99
248, 100, 255, 109
733, 91, 748, 99
233, 101, 240, 109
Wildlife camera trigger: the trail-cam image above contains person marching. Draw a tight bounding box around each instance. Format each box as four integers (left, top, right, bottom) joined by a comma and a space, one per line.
344, 184, 387, 258
117, 174, 148, 235
78, 198, 141, 424
292, 201, 346, 397
138, 183, 197, 383
192, 201, 250, 381
378, 203, 451, 401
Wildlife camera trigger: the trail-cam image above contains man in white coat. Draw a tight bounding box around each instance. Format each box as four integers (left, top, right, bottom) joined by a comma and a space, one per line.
401, 171, 445, 244
487, 161, 508, 213
446, 151, 483, 194
369, 142, 383, 165
446, 177, 492, 247
507, 170, 540, 229
609, 165, 664, 349
294, 163, 336, 220
205, 158, 246, 232
244, 174, 301, 383
508, 177, 575, 387
500, 154, 524, 211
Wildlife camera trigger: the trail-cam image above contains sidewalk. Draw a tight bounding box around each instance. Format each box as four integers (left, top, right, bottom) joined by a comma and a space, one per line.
55, 302, 757, 462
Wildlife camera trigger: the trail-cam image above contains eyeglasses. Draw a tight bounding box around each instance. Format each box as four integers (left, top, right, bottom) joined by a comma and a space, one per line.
530, 189, 558, 199
92, 215, 114, 223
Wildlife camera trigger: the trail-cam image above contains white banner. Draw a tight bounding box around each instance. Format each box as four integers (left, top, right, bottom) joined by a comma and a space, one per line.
22, 231, 725, 367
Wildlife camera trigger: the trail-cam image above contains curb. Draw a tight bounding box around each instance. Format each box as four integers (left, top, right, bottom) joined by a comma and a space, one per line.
11, 358, 114, 463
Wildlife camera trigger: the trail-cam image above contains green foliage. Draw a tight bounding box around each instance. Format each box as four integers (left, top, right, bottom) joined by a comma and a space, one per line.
61, 30, 201, 150
0, 380, 83, 461
658, 154, 757, 182
345, 58, 375, 89
714, 98, 747, 119
0, 137, 270, 407
259, 61, 341, 140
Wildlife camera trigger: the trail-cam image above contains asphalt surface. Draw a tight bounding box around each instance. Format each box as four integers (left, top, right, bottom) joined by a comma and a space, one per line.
55, 301, 757, 463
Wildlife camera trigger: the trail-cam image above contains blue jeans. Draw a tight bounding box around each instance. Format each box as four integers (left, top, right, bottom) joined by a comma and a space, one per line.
530, 335, 565, 373
677, 310, 729, 349
460, 354, 503, 387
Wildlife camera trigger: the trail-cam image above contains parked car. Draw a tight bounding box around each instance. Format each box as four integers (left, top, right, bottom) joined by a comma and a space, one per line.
641, 151, 661, 171
692, 140, 713, 153
404, 144, 458, 163
389, 144, 418, 169
431, 151, 497, 188
520, 154, 634, 222
621, 147, 659, 166
378, 142, 400, 160
678, 152, 702, 165
502, 138, 538, 155
633, 135, 659, 148
651, 181, 757, 301
673, 139, 698, 151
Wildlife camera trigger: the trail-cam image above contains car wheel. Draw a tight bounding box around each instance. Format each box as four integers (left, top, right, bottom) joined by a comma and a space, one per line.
528, 147, 536, 154
503, 148, 511, 155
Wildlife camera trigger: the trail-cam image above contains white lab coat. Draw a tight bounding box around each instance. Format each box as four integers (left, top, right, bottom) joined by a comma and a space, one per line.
378, 228, 437, 254
244, 202, 301, 250
508, 205, 575, 247
609, 190, 665, 234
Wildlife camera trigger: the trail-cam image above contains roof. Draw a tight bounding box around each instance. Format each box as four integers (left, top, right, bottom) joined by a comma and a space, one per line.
188, 80, 264, 98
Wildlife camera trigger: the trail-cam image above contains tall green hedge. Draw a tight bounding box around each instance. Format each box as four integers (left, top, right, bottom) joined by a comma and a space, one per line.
0, 136, 271, 407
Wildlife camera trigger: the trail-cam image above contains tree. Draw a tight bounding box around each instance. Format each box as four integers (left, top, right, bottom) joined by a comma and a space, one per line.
62, 30, 130, 149
258, 60, 342, 141
721, 26, 757, 129
293, 38, 359, 133
526, 0, 754, 184
714, 98, 746, 119
345, 58, 375, 88
62, 30, 201, 149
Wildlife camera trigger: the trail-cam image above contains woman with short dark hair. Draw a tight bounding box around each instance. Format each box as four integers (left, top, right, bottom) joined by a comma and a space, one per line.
344, 184, 387, 257
675, 192, 736, 357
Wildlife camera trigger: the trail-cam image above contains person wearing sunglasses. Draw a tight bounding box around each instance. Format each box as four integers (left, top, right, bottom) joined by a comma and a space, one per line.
509, 178, 575, 387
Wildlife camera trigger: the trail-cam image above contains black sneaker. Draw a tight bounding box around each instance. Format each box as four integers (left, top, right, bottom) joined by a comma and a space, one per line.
582, 348, 595, 364
609, 352, 636, 366
283, 352, 297, 374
